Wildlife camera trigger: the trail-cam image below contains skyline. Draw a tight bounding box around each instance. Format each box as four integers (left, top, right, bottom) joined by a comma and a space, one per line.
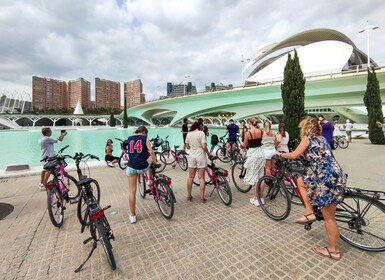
1, 0, 385, 101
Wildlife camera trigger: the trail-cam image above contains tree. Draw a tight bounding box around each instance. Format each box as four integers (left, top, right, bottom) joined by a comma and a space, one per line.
363, 67, 385, 144
109, 113, 116, 127
123, 97, 128, 128
281, 50, 306, 142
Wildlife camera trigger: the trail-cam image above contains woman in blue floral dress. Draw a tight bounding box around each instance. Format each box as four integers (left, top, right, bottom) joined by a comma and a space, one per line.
278, 117, 346, 261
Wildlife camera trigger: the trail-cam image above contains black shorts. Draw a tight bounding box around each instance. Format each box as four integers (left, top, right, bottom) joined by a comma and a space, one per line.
105, 155, 119, 162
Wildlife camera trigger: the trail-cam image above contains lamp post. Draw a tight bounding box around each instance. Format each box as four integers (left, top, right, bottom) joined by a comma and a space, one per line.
359, 20, 379, 68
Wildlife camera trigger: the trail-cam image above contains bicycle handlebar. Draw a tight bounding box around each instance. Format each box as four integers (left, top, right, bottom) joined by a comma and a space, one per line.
57, 145, 70, 154
115, 137, 124, 142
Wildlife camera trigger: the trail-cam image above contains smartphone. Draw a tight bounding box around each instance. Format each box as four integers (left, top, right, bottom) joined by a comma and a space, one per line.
61, 130, 66, 134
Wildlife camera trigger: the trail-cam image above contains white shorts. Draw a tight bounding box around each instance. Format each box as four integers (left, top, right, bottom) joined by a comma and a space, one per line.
188, 154, 207, 169
264, 148, 276, 160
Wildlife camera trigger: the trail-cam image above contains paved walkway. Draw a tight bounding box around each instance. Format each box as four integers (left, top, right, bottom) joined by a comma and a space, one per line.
0, 139, 384, 280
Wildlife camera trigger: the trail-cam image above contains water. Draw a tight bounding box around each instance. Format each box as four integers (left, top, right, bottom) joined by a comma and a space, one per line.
0, 127, 226, 170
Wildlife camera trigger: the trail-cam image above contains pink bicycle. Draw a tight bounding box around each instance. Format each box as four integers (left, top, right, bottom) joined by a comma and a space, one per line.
138, 163, 176, 219
115, 138, 129, 169
160, 136, 188, 171
193, 155, 232, 206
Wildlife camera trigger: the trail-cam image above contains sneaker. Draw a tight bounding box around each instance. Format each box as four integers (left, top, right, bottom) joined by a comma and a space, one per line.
107, 162, 114, 167
129, 215, 137, 224
146, 180, 153, 187
38, 183, 45, 191
223, 156, 230, 160
249, 197, 256, 205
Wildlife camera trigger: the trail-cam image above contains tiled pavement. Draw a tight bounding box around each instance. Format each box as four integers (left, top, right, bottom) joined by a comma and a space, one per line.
0, 139, 385, 280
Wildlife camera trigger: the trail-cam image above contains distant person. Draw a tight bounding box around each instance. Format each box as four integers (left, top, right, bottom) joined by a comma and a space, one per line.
197, 117, 209, 137
105, 139, 119, 167
276, 122, 290, 153
186, 121, 211, 203
262, 120, 276, 177
333, 120, 341, 137
278, 117, 346, 261
376, 117, 385, 137
240, 120, 248, 142
319, 117, 335, 149
181, 118, 190, 153
224, 119, 239, 158
126, 125, 158, 224
38, 128, 67, 190
344, 119, 353, 142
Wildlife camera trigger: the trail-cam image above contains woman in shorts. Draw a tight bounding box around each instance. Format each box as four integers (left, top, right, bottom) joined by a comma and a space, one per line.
185, 121, 211, 203
262, 120, 277, 176
126, 126, 157, 224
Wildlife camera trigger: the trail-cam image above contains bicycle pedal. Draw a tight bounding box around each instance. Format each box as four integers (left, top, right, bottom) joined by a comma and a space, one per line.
145, 189, 151, 194
83, 237, 93, 244
62, 206, 66, 210
70, 200, 78, 204
102, 205, 111, 211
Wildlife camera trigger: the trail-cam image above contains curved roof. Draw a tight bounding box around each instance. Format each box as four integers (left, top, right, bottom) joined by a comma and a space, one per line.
243, 28, 372, 80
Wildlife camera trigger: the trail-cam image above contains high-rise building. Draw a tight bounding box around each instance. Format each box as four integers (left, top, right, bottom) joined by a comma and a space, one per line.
95, 78, 121, 109
124, 79, 143, 108
68, 78, 91, 110
32, 76, 68, 110
166, 81, 197, 97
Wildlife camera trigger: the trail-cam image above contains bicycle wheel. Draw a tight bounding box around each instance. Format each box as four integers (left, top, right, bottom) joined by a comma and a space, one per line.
156, 181, 174, 219
155, 152, 166, 172
338, 138, 349, 149
138, 173, 146, 198
118, 153, 128, 169
336, 191, 385, 252
216, 147, 231, 163
256, 176, 291, 221
161, 150, 175, 165
94, 219, 116, 270
231, 161, 252, 193
232, 149, 244, 163
177, 153, 188, 171
216, 174, 232, 206
64, 173, 79, 200
47, 185, 64, 227
77, 180, 101, 226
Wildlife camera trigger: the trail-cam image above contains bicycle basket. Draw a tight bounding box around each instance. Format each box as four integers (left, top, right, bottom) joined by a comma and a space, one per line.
288, 161, 307, 175
215, 167, 229, 177
43, 159, 59, 171
154, 138, 164, 148
161, 142, 168, 150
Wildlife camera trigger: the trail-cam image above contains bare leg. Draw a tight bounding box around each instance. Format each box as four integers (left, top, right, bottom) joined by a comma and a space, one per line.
40, 170, 45, 184
198, 168, 206, 200
187, 168, 197, 199
295, 177, 316, 223
43, 170, 51, 185
128, 174, 138, 216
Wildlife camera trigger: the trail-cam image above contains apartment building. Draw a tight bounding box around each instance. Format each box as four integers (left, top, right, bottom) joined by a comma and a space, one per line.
124, 79, 144, 108
68, 78, 91, 110
32, 76, 68, 110
95, 78, 121, 109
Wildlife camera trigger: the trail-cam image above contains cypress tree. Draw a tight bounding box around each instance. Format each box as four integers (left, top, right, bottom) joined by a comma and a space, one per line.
123, 97, 128, 128
363, 67, 385, 144
281, 50, 306, 142
109, 113, 116, 127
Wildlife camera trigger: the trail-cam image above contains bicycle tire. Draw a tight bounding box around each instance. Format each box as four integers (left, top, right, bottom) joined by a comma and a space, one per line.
77, 179, 101, 226
231, 161, 252, 193
63, 173, 79, 200
118, 153, 128, 169
336, 191, 385, 252
161, 150, 175, 165
216, 147, 231, 163
138, 173, 146, 198
47, 185, 64, 227
177, 153, 188, 171
216, 174, 232, 206
156, 181, 174, 219
155, 152, 166, 172
338, 138, 349, 149
94, 220, 116, 270
256, 176, 291, 221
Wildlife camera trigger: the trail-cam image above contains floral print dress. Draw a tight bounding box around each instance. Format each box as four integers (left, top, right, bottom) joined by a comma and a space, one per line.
303, 136, 347, 208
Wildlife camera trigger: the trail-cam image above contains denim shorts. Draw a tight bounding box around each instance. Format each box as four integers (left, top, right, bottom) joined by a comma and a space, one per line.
126, 165, 149, 176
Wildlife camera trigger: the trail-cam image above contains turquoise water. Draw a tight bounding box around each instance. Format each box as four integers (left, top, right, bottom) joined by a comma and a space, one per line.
0, 127, 226, 170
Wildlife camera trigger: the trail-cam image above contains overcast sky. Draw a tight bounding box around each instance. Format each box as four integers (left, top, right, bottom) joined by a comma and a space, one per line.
1, 0, 384, 101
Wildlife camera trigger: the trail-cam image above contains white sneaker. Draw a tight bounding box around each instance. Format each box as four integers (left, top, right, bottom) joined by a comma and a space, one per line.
249, 197, 256, 205
38, 183, 45, 191
129, 215, 137, 224
107, 162, 114, 167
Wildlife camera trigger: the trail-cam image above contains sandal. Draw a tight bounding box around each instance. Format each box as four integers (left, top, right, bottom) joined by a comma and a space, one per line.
312, 247, 341, 261
186, 196, 193, 201
200, 198, 207, 203
295, 213, 316, 224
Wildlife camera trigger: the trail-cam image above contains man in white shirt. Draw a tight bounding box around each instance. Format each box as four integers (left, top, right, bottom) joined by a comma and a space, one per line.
344, 119, 353, 142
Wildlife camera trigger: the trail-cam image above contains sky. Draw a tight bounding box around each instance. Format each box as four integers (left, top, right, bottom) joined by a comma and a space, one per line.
1, 0, 385, 102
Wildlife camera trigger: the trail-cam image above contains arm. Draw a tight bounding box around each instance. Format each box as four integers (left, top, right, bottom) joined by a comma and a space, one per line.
241, 131, 249, 149
376, 121, 383, 128
57, 131, 67, 142
279, 136, 309, 159
106, 145, 112, 155
202, 142, 211, 156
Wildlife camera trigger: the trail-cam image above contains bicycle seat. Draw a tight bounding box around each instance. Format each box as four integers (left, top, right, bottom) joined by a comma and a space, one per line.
174, 145, 180, 150
77, 177, 94, 187
209, 155, 218, 161
152, 163, 162, 169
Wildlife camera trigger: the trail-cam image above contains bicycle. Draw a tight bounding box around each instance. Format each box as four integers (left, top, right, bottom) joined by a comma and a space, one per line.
256, 156, 385, 252
160, 136, 188, 171
74, 152, 116, 272
137, 163, 176, 219
43, 145, 79, 227
192, 155, 232, 206
115, 137, 129, 169
149, 135, 167, 172
333, 135, 349, 149
215, 136, 243, 163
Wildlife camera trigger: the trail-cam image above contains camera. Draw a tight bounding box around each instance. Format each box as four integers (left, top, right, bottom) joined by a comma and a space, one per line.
61, 130, 66, 134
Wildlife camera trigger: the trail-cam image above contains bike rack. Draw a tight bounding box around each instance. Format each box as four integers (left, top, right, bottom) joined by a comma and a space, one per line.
349, 187, 385, 201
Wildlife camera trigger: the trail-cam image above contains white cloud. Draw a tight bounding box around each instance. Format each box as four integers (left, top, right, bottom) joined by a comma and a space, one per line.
0, 0, 384, 100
